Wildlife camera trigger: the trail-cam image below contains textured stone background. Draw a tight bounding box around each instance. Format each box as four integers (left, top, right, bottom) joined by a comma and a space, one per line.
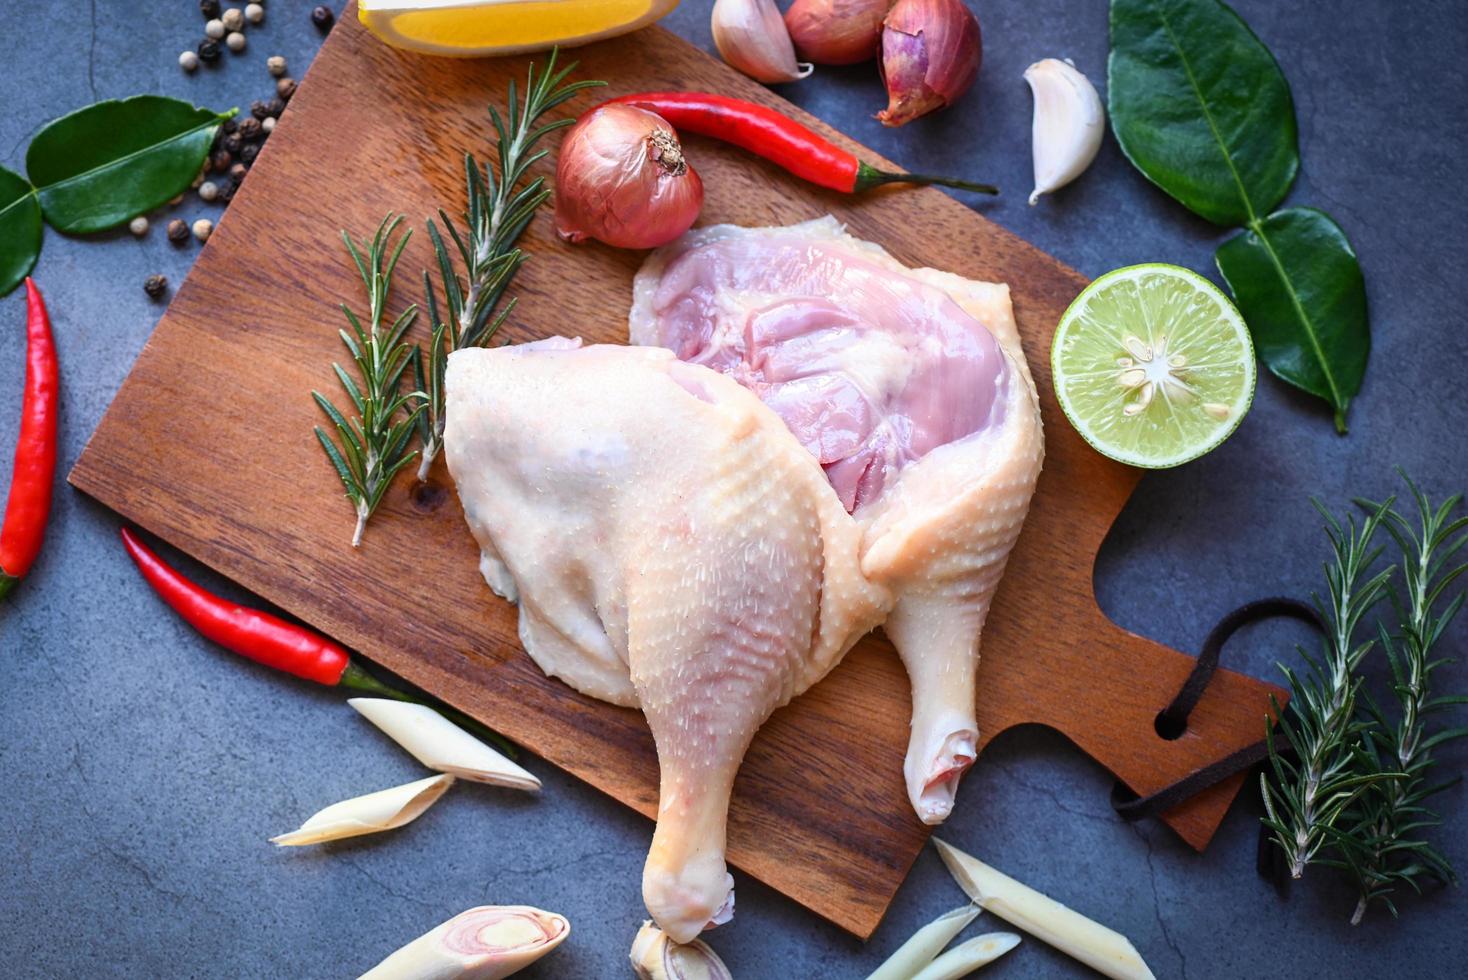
1, 1, 1463, 977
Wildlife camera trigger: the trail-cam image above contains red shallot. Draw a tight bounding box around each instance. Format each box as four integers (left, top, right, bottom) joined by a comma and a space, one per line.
878, 0, 982, 127
555, 104, 703, 250
786, 0, 894, 66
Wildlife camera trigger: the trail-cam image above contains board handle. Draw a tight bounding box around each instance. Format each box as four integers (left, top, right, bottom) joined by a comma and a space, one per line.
1035, 612, 1284, 851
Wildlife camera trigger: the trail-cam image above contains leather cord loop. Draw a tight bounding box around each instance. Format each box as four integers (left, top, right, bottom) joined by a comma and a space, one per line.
1110, 598, 1324, 822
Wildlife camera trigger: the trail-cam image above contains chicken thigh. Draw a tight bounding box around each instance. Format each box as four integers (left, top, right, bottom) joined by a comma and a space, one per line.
444, 340, 890, 942
631, 217, 1044, 824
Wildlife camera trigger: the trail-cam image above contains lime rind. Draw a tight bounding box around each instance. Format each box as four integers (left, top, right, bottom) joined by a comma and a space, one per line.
1051, 263, 1256, 469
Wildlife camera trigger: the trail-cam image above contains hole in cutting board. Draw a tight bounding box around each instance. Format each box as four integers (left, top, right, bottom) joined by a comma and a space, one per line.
1154, 710, 1187, 740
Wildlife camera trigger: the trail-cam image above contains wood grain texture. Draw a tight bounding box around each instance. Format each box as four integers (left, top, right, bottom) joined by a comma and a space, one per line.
69, 10, 1284, 939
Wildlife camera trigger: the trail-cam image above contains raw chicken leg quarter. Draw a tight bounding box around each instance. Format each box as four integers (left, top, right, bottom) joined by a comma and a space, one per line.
443, 217, 1042, 942
632, 217, 1045, 825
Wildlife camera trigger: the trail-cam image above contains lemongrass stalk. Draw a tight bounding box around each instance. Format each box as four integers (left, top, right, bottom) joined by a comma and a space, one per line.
934, 839, 1155, 980
630, 921, 732, 980
867, 904, 981, 980
358, 905, 569, 980
349, 699, 540, 791
271, 774, 454, 846
911, 932, 1021, 980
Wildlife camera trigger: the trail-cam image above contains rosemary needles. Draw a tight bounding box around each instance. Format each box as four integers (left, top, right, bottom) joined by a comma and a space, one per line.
313, 214, 424, 546
1261, 472, 1467, 922
310, 52, 604, 542
414, 50, 605, 479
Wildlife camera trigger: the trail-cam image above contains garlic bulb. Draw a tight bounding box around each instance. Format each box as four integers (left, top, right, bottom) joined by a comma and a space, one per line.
712, 0, 813, 84
630, 921, 733, 980
359, 905, 570, 980
785, 0, 893, 66
1023, 58, 1105, 205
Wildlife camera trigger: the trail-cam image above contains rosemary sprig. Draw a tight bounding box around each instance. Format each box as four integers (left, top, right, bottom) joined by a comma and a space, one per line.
1261, 498, 1399, 879
413, 50, 605, 479
313, 214, 425, 546
1340, 478, 1468, 923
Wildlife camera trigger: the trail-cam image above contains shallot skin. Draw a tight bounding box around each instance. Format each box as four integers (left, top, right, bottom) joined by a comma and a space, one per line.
786, 0, 894, 66
555, 104, 704, 250
878, 0, 982, 127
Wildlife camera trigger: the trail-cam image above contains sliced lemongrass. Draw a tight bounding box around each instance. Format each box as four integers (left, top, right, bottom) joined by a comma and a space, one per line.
867, 904, 981, 980
630, 920, 732, 980
271, 774, 455, 846
934, 839, 1156, 980
910, 932, 1021, 980
348, 698, 540, 791
358, 905, 570, 980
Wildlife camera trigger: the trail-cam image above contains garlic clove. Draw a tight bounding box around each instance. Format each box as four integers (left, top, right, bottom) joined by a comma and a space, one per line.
878, 0, 983, 127
358, 905, 570, 980
867, 904, 981, 980
271, 774, 454, 846
712, 0, 813, 84
909, 932, 1021, 980
934, 838, 1157, 980
348, 698, 540, 792
786, 0, 893, 66
1024, 58, 1105, 205
630, 921, 733, 980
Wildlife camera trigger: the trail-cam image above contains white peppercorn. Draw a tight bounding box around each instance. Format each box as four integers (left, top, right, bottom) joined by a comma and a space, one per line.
222, 7, 244, 31
128, 216, 149, 237
199, 181, 220, 202
266, 55, 287, 77
226, 31, 246, 52
179, 50, 200, 71
260, 116, 276, 134
204, 18, 225, 39
192, 218, 214, 242
245, 3, 264, 24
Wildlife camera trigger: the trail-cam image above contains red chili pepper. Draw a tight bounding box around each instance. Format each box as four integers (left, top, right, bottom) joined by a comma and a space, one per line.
0, 278, 60, 600
118, 526, 518, 756
121, 526, 351, 684
601, 92, 997, 196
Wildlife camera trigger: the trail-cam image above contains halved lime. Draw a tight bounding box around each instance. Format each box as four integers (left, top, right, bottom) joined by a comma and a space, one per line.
1051, 264, 1255, 469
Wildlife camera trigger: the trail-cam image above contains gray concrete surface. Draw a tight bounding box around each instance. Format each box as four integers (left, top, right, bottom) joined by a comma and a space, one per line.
1, 1, 1464, 977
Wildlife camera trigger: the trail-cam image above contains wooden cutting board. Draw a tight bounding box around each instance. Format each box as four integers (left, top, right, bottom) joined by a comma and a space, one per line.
69, 9, 1284, 939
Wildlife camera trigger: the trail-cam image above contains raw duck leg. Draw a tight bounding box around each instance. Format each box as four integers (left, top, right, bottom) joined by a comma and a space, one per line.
631, 217, 1044, 824
444, 340, 889, 942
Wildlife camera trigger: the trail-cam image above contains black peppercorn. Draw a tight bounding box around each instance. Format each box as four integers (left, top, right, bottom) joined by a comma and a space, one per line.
218, 181, 236, 204
276, 78, 297, 101
166, 219, 190, 244
197, 39, 221, 63
311, 6, 335, 31
251, 100, 271, 120
199, 0, 221, 17
144, 274, 169, 299
223, 133, 243, 156
237, 116, 262, 141
229, 162, 248, 184
240, 143, 259, 164
266, 97, 285, 117
222, 117, 238, 135
210, 149, 232, 173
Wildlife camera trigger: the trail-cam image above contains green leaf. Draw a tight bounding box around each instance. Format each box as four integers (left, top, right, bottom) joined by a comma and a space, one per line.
1216, 207, 1368, 432
1108, 0, 1299, 225
0, 166, 42, 297
26, 96, 231, 234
